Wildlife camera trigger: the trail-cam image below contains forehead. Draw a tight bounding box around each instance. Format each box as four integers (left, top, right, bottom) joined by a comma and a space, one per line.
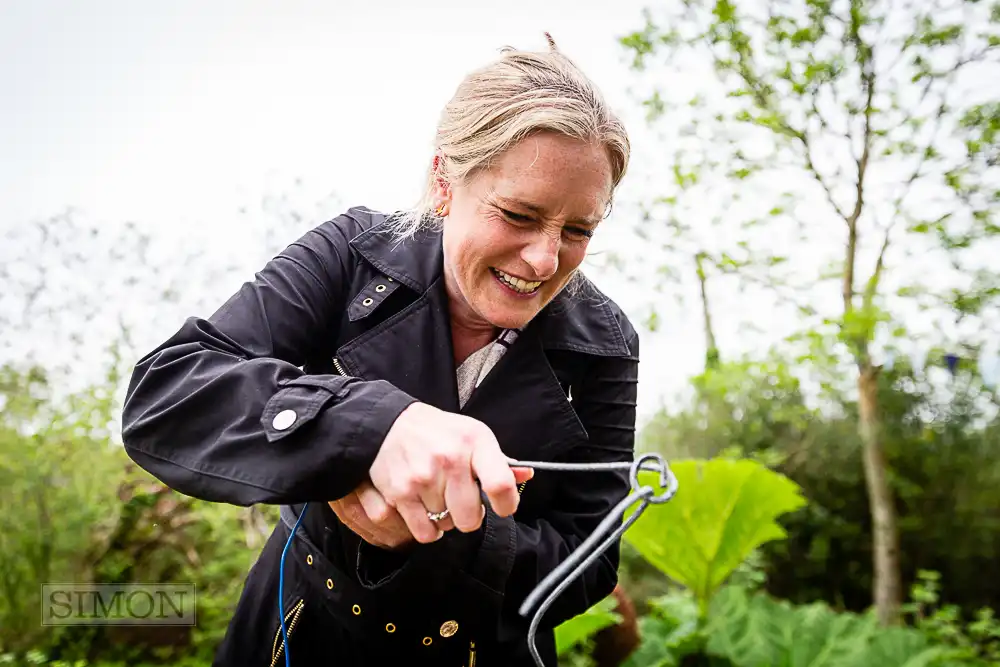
478, 134, 613, 222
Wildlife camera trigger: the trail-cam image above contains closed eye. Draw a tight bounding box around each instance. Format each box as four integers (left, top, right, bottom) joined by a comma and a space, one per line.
500, 208, 532, 223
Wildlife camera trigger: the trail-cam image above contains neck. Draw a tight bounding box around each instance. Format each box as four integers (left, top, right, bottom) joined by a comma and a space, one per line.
445, 278, 499, 366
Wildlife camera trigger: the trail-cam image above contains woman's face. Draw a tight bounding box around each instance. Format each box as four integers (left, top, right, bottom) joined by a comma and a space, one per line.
438, 132, 613, 331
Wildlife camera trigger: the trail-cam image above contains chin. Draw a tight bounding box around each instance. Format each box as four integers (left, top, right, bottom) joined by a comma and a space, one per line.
478, 295, 553, 330
475, 306, 529, 330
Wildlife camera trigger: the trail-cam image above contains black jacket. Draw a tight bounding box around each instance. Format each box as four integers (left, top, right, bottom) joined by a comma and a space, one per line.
121, 206, 640, 667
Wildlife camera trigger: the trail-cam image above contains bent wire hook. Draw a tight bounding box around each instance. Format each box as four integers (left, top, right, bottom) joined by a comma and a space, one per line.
505, 452, 679, 667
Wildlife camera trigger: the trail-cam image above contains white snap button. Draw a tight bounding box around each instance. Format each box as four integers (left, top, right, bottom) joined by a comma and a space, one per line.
272, 409, 297, 431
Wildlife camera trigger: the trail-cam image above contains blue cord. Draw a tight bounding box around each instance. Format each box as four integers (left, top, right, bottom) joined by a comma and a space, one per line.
279, 502, 309, 667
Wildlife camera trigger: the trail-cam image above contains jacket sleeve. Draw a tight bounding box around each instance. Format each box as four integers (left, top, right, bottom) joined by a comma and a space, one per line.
120, 215, 418, 506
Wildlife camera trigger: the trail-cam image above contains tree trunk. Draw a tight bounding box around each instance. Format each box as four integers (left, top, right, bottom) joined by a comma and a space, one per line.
857, 363, 902, 625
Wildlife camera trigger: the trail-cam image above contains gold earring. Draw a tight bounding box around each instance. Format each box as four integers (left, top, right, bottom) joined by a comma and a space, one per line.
435, 205, 445, 216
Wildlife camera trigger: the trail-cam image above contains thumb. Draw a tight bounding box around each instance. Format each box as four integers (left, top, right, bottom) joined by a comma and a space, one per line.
512, 467, 534, 484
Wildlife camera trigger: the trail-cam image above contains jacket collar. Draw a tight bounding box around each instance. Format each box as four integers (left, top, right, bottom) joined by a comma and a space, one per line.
349, 212, 633, 359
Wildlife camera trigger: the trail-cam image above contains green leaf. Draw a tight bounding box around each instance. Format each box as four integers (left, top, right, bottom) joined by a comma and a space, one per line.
621, 616, 683, 667
623, 592, 705, 667
706, 586, 878, 666
704, 586, 791, 666
704, 586, 950, 667
623, 458, 807, 614
553, 596, 621, 656
856, 627, 950, 667
649, 590, 703, 653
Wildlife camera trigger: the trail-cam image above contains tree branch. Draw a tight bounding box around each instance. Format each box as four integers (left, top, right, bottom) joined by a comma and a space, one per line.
798, 133, 849, 221
842, 6, 878, 316
847, 51, 876, 231
863, 221, 896, 313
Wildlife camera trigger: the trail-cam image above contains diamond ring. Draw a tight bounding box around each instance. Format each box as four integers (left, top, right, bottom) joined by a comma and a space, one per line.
426, 509, 450, 521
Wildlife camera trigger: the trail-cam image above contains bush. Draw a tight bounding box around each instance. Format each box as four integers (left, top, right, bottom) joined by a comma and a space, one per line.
638, 354, 1000, 617
0, 364, 269, 664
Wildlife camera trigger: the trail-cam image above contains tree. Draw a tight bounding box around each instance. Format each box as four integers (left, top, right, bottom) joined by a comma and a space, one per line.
621, 0, 999, 625
0, 184, 341, 659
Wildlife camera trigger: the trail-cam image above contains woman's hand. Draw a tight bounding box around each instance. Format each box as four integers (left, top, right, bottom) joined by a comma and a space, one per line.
328, 481, 415, 550
369, 402, 533, 544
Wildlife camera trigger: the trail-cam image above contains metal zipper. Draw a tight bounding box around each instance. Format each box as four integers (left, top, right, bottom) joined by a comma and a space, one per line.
270, 599, 305, 667
517, 481, 527, 495
468, 641, 477, 667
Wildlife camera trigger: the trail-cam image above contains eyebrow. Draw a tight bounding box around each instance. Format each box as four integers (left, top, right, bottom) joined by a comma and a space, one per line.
496, 196, 602, 227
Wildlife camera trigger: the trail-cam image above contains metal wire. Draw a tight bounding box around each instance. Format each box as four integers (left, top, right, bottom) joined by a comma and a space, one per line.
277, 453, 676, 667
505, 452, 679, 667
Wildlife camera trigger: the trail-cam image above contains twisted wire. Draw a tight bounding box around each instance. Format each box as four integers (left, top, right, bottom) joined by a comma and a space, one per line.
505, 452, 679, 667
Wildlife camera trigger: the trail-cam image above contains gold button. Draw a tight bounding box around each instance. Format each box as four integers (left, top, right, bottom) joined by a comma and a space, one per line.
385, 623, 396, 633
306, 554, 313, 566
326, 578, 334, 589
362, 298, 373, 306
375, 284, 386, 292
439, 620, 458, 638
422, 637, 432, 646
352, 604, 361, 616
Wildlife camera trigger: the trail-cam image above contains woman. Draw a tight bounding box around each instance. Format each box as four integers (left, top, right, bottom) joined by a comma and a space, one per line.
121, 35, 638, 667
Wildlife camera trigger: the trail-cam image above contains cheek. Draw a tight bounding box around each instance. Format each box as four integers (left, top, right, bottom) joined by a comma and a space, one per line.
558, 242, 589, 273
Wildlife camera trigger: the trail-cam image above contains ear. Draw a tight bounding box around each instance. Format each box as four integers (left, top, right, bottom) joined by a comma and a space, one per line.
431, 154, 452, 215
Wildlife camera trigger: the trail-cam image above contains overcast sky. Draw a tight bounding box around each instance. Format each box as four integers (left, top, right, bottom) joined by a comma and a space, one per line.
1, 0, 996, 422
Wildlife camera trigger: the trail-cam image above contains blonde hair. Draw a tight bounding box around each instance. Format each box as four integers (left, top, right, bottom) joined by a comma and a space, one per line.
389, 32, 630, 239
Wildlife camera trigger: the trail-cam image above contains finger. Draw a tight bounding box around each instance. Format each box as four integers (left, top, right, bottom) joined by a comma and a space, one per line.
329, 499, 388, 548
512, 467, 534, 485
418, 480, 455, 533
395, 498, 443, 544
356, 482, 397, 526
470, 440, 520, 517
444, 463, 483, 533
429, 514, 454, 533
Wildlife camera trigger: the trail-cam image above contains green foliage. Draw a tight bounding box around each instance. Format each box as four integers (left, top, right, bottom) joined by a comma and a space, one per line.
554, 596, 622, 657
707, 585, 884, 666
903, 571, 1000, 664
701, 584, 991, 667
636, 350, 1000, 619
621, 589, 713, 667
621, 579, 974, 667
0, 365, 126, 653
640, 354, 815, 461
623, 458, 807, 618
0, 364, 267, 663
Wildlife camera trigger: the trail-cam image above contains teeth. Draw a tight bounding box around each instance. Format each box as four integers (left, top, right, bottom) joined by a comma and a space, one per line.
494, 269, 541, 293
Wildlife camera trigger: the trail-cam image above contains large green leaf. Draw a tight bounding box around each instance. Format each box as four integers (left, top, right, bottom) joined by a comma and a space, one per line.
623, 590, 707, 667
705, 586, 949, 667
553, 595, 621, 656
623, 458, 807, 609
855, 627, 951, 667
705, 585, 794, 666
620, 615, 685, 667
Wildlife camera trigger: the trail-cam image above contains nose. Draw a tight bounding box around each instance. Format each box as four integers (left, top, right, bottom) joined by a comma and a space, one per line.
520, 230, 560, 280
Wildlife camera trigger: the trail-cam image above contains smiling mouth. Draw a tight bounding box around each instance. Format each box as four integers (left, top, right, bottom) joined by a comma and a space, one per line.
490, 268, 542, 294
